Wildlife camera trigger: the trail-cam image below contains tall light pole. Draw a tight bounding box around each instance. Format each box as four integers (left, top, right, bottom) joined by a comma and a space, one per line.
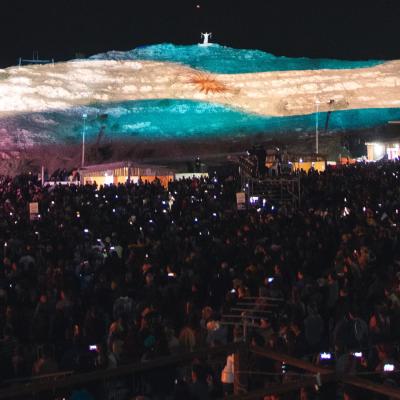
81, 113, 87, 167
315, 99, 321, 155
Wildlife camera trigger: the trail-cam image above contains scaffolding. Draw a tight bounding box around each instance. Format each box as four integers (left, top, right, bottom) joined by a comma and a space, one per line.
239, 169, 301, 209
238, 152, 302, 209
18, 51, 54, 67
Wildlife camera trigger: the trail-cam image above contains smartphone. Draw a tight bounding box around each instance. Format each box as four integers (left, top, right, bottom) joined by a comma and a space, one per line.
168, 272, 176, 278
320, 352, 332, 360
89, 345, 98, 351
352, 352, 363, 358
384, 364, 395, 372
268, 277, 274, 283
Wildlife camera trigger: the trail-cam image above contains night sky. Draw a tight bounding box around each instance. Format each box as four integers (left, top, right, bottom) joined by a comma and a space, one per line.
1, 1, 400, 68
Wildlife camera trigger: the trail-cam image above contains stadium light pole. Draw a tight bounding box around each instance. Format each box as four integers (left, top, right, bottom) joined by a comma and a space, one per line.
81, 113, 87, 167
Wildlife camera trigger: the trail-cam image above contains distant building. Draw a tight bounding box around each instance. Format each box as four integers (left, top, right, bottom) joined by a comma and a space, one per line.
366, 139, 400, 161
79, 161, 175, 187
18, 51, 54, 67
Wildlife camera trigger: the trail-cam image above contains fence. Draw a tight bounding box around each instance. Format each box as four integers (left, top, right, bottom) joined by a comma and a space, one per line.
0, 343, 237, 400
1, 342, 400, 399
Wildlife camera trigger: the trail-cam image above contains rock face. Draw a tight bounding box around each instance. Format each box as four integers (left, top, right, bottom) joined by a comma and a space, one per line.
0, 43, 399, 159
89, 43, 382, 74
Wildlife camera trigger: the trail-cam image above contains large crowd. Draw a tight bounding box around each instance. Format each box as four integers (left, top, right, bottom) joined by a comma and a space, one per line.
1, 161, 400, 399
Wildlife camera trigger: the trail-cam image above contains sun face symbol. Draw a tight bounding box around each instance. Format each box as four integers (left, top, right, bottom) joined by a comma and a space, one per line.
187, 72, 229, 95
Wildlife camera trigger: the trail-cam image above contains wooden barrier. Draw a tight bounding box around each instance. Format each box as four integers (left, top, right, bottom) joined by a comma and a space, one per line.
250, 346, 400, 399
341, 375, 400, 400
251, 346, 331, 375
0, 343, 240, 399
2, 342, 400, 400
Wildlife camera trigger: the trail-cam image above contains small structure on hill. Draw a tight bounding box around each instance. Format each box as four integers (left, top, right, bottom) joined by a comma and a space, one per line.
79, 161, 175, 187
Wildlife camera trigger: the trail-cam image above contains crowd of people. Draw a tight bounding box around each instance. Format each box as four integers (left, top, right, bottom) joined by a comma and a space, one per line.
1, 160, 400, 399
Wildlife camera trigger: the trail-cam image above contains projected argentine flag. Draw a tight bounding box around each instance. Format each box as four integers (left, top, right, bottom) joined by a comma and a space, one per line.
0, 43, 399, 147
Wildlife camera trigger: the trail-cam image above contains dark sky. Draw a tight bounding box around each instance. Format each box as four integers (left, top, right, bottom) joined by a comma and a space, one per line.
1, 0, 400, 68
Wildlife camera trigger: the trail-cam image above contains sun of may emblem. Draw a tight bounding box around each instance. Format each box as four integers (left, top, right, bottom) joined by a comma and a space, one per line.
187, 72, 230, 95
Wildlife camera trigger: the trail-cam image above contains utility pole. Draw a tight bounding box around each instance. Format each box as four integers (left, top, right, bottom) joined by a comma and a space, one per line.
81, 113, 87, 167
315, 99, 321, 154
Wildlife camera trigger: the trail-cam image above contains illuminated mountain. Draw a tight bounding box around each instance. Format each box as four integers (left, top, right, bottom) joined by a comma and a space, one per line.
0, 43, 399, 166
